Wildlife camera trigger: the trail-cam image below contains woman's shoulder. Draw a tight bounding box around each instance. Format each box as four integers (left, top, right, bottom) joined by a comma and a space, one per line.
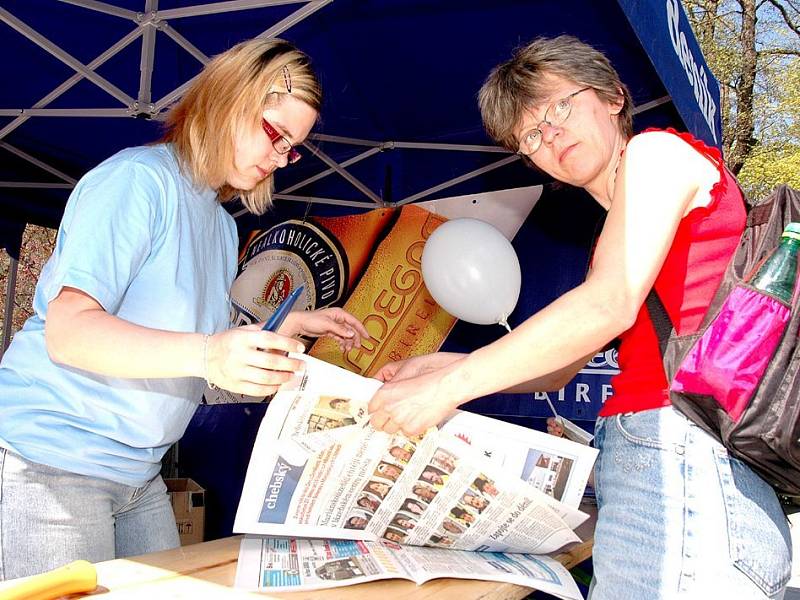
627, 128, 722, 166
625, 129, 722, 181
623, 129, 728, 216
94, 144, 180, 179
77, 145, 188, 203
627, 129, 693, 155
68, 145, 187, 219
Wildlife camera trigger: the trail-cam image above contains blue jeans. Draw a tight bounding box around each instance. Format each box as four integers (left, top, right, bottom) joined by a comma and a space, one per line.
590, 407, 792, 599
0, 449, 180, 580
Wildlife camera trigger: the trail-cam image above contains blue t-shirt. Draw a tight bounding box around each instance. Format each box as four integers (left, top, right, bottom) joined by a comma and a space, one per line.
0, 144, 238, 487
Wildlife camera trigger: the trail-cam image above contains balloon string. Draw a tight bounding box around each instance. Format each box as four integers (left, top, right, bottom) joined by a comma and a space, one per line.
498, 317, 512, 333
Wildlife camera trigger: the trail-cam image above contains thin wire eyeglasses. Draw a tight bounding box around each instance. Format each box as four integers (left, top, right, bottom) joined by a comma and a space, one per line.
262, 118, 302, 164
517, 87, 592, 156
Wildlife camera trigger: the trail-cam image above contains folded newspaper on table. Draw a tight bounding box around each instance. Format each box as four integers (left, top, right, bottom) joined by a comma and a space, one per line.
234, 354, 598, 599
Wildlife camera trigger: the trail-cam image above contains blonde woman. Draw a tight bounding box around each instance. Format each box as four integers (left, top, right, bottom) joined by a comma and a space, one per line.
0, 38, 367, 580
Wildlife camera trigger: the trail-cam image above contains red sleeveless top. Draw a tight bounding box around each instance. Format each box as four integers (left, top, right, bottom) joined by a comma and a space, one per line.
598, 129, 747, 417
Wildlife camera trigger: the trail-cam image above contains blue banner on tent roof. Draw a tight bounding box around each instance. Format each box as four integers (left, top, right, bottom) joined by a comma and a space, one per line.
618, 0, 722, 148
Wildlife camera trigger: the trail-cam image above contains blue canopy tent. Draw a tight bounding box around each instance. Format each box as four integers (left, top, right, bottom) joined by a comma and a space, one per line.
0, 0, 720, 539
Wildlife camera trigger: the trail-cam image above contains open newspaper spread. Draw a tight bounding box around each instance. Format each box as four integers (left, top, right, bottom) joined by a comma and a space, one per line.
234, 354, 597, 598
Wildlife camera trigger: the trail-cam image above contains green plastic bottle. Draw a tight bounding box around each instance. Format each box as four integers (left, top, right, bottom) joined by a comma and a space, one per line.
750, 222, 800, 304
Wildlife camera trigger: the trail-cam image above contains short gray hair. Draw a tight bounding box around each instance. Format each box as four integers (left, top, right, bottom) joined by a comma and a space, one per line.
478, 36, 633, 152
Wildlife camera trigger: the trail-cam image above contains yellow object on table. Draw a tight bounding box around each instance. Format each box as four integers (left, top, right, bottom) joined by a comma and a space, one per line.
0, 560, 97, 600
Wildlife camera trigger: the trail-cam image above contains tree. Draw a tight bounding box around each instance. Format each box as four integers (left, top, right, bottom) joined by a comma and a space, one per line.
683, 0, 800, 197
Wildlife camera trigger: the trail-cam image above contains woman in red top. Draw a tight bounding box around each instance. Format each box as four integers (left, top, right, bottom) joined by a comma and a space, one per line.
368, 36, 791, 598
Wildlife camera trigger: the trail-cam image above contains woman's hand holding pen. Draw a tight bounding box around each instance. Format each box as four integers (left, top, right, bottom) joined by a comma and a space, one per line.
203, 326, 306, 397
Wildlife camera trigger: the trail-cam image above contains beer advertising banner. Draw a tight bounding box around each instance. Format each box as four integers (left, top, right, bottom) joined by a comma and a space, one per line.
232, 204, 456, 376
205, 187, 540, 404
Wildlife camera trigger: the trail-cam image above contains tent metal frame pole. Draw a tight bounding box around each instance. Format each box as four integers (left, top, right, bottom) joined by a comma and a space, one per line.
159, 0, 307, 19
137, 0, 159, 107
154, 0, 330, 111
0, 7, 135, 106
309, 134, 382, 147
277, 139, 516, 207
308, 134, 507, 153
0, 1, 330, 195
0, 109, 132, 117
282, 146, 382, 194
0, 182, 75, 189
57, 0, 137, 20
396, 154, 520, 206
391, 141, 508, 153
0, 27, 143, 141
253, 1, 332, 42
274, 150, 518, 209
286, 134, 519, 207
632, 95, 671, 115
1, 254, 19, 360
272, 194, 381, 209
160, 22, 209, 65
0, 143, 77, 185
303, 142, 383, 205
232, 193, 374, 217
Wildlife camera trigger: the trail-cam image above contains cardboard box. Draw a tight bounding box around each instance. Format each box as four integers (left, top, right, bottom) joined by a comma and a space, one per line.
165, 478, 205, 546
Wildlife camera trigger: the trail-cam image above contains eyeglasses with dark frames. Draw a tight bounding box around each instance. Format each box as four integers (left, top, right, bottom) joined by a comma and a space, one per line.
517, 87, 593, 156
262, 118, 302, 164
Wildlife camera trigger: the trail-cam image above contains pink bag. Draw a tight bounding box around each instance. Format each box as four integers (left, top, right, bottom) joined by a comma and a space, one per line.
671, 286, 790, 422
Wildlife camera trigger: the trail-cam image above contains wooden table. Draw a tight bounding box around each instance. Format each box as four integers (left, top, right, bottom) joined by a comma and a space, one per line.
62, 535, 592, 599
3, 506, 595, 599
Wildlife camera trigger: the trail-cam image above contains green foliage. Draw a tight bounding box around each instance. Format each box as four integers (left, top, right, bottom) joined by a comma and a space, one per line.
739, 143, 800, 198
739, 59, 800, 197
683, 0, 800, 196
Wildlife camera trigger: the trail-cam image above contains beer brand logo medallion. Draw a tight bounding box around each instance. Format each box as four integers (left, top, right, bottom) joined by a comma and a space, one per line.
257, 269, 293, 311
230, 219, 349, 327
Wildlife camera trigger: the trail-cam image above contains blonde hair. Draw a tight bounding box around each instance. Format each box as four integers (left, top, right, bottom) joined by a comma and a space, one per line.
162, 38, 321, 214
478, 36, 633, 153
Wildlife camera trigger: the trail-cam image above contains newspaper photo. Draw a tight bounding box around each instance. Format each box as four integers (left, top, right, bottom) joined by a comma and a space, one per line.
438, 410, 596, 509
234, 354, 597, 556
234, 535, 583, 599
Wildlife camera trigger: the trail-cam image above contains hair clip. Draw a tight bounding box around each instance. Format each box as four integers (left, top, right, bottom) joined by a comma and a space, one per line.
282, 65, 292, 93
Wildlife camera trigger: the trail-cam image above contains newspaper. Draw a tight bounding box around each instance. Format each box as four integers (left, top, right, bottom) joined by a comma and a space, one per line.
235, 536, 582, 598
233, 355, 597, 596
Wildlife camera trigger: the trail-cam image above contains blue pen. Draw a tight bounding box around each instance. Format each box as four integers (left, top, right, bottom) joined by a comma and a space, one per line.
262, 286, 304, 332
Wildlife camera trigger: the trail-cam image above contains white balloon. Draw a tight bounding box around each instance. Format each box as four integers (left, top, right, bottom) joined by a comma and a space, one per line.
422, 218, 521, 326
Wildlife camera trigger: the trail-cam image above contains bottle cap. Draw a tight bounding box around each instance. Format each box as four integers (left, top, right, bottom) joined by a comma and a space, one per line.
782, 223, 800, 241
